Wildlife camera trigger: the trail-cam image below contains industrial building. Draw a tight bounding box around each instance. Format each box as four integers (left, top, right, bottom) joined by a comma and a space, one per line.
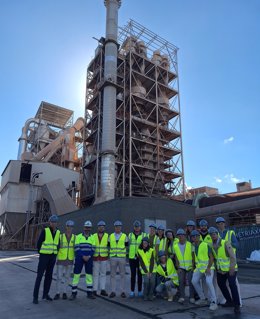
81, 17, 185, 206
0, 1, 191, 249
0, 102, 83, 248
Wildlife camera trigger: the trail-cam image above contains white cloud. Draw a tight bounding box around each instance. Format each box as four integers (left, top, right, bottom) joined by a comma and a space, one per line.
224, 173, 243, 184
185, 183, 193, 190
214, 177, 222, 183
224, 136, 234, 144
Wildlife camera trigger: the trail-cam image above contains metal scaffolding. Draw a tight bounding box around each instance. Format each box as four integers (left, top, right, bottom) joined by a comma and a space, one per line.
81, 20, 185, 206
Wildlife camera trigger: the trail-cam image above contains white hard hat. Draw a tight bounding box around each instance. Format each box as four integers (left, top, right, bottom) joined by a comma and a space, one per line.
84, 220, 92, 227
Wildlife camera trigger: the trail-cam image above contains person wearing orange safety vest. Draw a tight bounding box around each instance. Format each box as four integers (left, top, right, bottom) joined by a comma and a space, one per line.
92, 220, 109, 296
33, 214, 60, 304
54, 220, 75, 300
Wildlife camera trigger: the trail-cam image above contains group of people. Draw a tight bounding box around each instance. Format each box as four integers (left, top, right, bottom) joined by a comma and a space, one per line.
33, 215, 241, 314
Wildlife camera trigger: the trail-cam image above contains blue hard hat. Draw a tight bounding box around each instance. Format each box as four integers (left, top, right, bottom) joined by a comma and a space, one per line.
165, 228, 173, 234
190, 230, 200, 237
49, 215, 58, 223
97, 220, 106, 227
66, 220, 74, 227
149, 223, 157, 229
142, 237, 149, 242
157, 225, 165, 231
199, 219, 208, 227
216, 217, 225, 223
114, 220, 122, 227
158, 250, 166, 258
176, 228, 186, 236
133, 220, 141, 227
186, 220, 196, 227
208, 227, 219, 234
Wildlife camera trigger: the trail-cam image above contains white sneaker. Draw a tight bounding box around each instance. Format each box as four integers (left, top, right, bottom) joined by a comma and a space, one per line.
189, 298, 195, 304
168, 296, 173, 302
195, 299, 208, 306
178, 297, 185, 303
209, 302, 218, 311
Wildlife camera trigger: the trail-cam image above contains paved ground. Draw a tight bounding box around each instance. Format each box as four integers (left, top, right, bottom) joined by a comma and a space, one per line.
0, 251, 260, 319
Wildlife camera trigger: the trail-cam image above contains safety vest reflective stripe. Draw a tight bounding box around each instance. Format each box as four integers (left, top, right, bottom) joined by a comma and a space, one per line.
195, 242, 214, 273
40, 228, 60, 255
109, 233, 127, 258
138, 248, 156, 274
128, 232, 145, 259
213, 239, 238, 272
156, 258, 179, 286
93, 233, 109, 257
174, 241, 192, 271
57, 233, 75, 261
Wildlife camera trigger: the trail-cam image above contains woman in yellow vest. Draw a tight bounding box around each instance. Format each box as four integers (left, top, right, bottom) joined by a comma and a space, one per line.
174, 228, 195, 304
137, 237, 156, 301
155, 251, 179, 301
190, 230, 218, 311
54, 220, 75, 300
33, 215, 60, 304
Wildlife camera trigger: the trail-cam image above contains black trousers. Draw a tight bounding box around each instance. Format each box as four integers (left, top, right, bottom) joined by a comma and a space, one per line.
129, 258, 142, 292
33, 254, 56, 299
217, 271, 240, 306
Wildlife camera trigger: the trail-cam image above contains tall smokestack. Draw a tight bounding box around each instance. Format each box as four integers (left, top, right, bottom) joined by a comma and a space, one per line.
100, 0, 121, 201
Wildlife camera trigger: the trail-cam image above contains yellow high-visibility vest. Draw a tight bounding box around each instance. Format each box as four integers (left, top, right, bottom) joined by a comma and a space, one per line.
128, 232, 146, 259
109, 233, 127, 258
57, 233, 75, 261
194, 242, 214, 273
93, 233, 109, 257
156, 258, 179, 286
159, 237, 167, 252
138, 248, 156, 274
174, 241, 192, 271
40, 228, 60, 255
200, 234, 212, 245
212, 239, 238, 272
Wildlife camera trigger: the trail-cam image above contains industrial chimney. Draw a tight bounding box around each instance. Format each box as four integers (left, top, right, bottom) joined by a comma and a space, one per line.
100, 0, 121, 201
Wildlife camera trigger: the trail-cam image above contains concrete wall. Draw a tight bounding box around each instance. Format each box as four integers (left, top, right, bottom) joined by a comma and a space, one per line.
57, 197, 195, 235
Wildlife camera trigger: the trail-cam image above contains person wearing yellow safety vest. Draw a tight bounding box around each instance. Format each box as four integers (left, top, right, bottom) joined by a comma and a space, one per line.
147, 223, 160, 252
33, 215, 60, 304
199, 219, 212, 245
92, 220, 109, 297
54, 220, 75, 300
137, 237, 156, 301
108, 220, 129, 298
174, 228, 195, 304
155, 251, 179, 302
70, 220, 95, 300
209, 227, 241, 314
215, 216, 242, 306
128, 220, 146, 298
165, 229, 178, 259
190, 230, 218, 311
157, 225, 167, 256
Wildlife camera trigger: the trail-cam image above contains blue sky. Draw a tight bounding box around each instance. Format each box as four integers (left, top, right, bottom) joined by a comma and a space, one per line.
0, 0, 259, 194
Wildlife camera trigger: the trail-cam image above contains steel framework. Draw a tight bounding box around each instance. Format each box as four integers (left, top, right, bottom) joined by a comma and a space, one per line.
81, 20, 185, 206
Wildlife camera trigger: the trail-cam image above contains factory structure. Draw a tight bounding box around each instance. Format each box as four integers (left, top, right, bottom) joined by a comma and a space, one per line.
0, 0, 189, 249
0, 0, 259, 254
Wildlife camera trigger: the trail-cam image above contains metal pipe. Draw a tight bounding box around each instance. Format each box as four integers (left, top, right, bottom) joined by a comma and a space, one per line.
100, 0, 121, 201
196, 195, 260, 217
17, 118, 46, 160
